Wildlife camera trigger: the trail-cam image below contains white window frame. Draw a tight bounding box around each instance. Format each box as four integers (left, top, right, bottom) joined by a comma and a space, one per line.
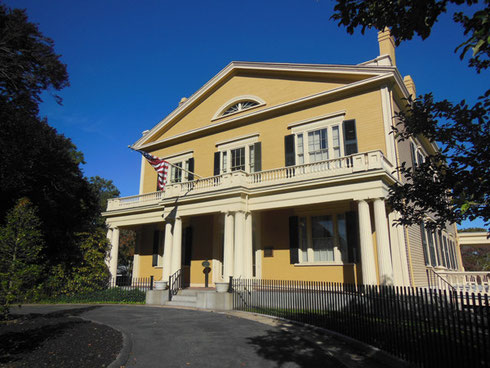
162, 151, 193, 184
216, 134, 259, 174
290, 113, 346, 165
296, 212, 349, 266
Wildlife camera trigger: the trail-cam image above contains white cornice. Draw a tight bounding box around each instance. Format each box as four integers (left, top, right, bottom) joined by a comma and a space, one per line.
136, 73, 395, 151
131, 61, 404, 150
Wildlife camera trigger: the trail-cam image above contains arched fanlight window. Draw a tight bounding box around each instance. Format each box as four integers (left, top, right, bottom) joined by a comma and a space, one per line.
222, 100, 259, 116
213, 95, 265, 120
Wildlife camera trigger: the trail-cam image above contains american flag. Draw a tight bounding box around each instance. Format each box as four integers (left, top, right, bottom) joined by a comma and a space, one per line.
137, 150, 170, 191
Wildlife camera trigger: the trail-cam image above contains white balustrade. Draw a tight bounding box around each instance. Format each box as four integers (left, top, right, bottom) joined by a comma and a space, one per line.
106, 150, 392, 211
106, 191, 163, 210
436, 271, 490, 295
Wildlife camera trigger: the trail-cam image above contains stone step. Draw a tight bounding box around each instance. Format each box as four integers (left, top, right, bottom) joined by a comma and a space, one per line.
171, 295, 197, 303
166, 300, 197, 308
179, 289, 199, 296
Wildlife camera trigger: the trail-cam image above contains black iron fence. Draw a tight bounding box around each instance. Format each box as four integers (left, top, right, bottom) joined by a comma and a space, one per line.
232, 278, 490, 367
168, 269, 182, 301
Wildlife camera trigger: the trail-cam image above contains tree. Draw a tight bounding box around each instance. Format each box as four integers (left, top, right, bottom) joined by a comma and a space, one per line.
0, 3, 69, 115
332, 0, 489, 231
89, 176, 120, 227
0, 2, 100, 267
0, 198, 44, 319
460, 246, 490, 270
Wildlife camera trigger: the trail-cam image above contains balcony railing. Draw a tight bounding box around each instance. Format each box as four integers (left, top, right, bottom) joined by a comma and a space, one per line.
434, 271, 490, 295
106, 150, 394, 212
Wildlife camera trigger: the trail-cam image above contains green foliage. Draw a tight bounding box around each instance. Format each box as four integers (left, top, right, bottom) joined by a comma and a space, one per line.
40, 288, 146, 304
0, 2, 100, 268
331, 0, 489, 72
332, 0, 489, 231
0, 3, 69, 115
88, 176, 120, 227
389, 92, 489, 230
118, 229, 136, 274
0, 198, 44, 319
46, 231, 111, 297
460, 245, 490, 270
459, 227, 487, 232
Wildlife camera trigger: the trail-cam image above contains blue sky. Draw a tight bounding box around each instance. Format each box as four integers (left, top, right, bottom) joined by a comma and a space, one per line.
5, 0, 488, 229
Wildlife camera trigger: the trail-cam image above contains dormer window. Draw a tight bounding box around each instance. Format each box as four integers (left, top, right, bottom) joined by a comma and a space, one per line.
222, 100, 259, 116
213, 95, 266, 120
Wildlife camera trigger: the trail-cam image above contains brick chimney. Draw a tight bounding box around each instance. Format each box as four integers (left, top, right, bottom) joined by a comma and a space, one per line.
403, 75, 416, 99
378, 28, 396, 66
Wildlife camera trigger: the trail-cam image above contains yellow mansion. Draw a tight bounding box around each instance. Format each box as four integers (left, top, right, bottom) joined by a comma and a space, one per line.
103, 30, 462, 289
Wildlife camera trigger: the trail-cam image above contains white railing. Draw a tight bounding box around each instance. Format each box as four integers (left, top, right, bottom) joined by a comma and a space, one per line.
178, 174, 223, 193
247, 155, 354, 184
436, 271, 490, 295
106, 150, 392, 211
106, 191, 163, 211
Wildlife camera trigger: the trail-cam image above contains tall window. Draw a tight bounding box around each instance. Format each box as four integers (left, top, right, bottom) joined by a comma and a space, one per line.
311, 215, 334, 261
217, 136, 261, 175
157, 152, 194, 189
298, 213, 350, 263
308, 129, 329, 162
230, 147, 245, 171
291, 116, 358, 166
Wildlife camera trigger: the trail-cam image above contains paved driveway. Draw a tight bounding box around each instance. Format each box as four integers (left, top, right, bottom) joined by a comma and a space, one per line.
12, 305, 401, 368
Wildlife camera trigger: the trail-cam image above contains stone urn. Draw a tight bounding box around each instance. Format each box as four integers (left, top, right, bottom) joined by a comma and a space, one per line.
215, 281, 229, 293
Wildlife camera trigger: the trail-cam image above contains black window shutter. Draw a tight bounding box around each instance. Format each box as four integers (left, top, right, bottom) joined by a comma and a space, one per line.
187, 157, 194, 181
289, 216, 299, 264
152, 230, 159, 267
254, 142, 262, 172
284, 135, 295, 166
345, 211, 360, 263
183, 227, 193, 266
343, 119, 358, 155
213, 152, 220, 176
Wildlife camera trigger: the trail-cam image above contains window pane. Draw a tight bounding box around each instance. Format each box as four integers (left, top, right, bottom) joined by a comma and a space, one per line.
172, 162, 182, 183
337, 214, 347, 262
312, 215, 334, 261
332, 126, 340, 158
231, 147, 245, 171
222, 152, 227, 173
297, 134, 304, 165
308, 129, 328, 163
426, 229, 437, 266
299, 217, 308, 262
249, 145, 255, 173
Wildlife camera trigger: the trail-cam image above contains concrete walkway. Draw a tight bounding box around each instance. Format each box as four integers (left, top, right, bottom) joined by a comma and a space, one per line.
11, 305, 407, 368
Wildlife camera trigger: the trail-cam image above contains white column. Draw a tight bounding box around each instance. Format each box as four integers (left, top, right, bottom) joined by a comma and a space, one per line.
163, 220, 174, 281
234, 210, 245, 278
105, 227, 113, 269
358, 200, 377, 284
243, 212, 253, 278
374, 198, 394, 285
223, 211, 235, 280
171, 217, 182, 275
254, 212, 262, 279
109, 227, 120, 281
132, 230, 141, 279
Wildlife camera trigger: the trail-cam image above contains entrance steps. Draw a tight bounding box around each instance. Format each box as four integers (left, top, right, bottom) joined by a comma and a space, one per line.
146, 287, 233, 310
166, 289, 200, 308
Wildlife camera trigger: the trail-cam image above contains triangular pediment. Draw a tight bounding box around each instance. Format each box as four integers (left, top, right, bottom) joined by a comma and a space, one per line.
134, 62, 398, 149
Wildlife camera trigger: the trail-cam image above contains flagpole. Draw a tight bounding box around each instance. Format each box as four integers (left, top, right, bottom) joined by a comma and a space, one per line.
129, 145, 203, 179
